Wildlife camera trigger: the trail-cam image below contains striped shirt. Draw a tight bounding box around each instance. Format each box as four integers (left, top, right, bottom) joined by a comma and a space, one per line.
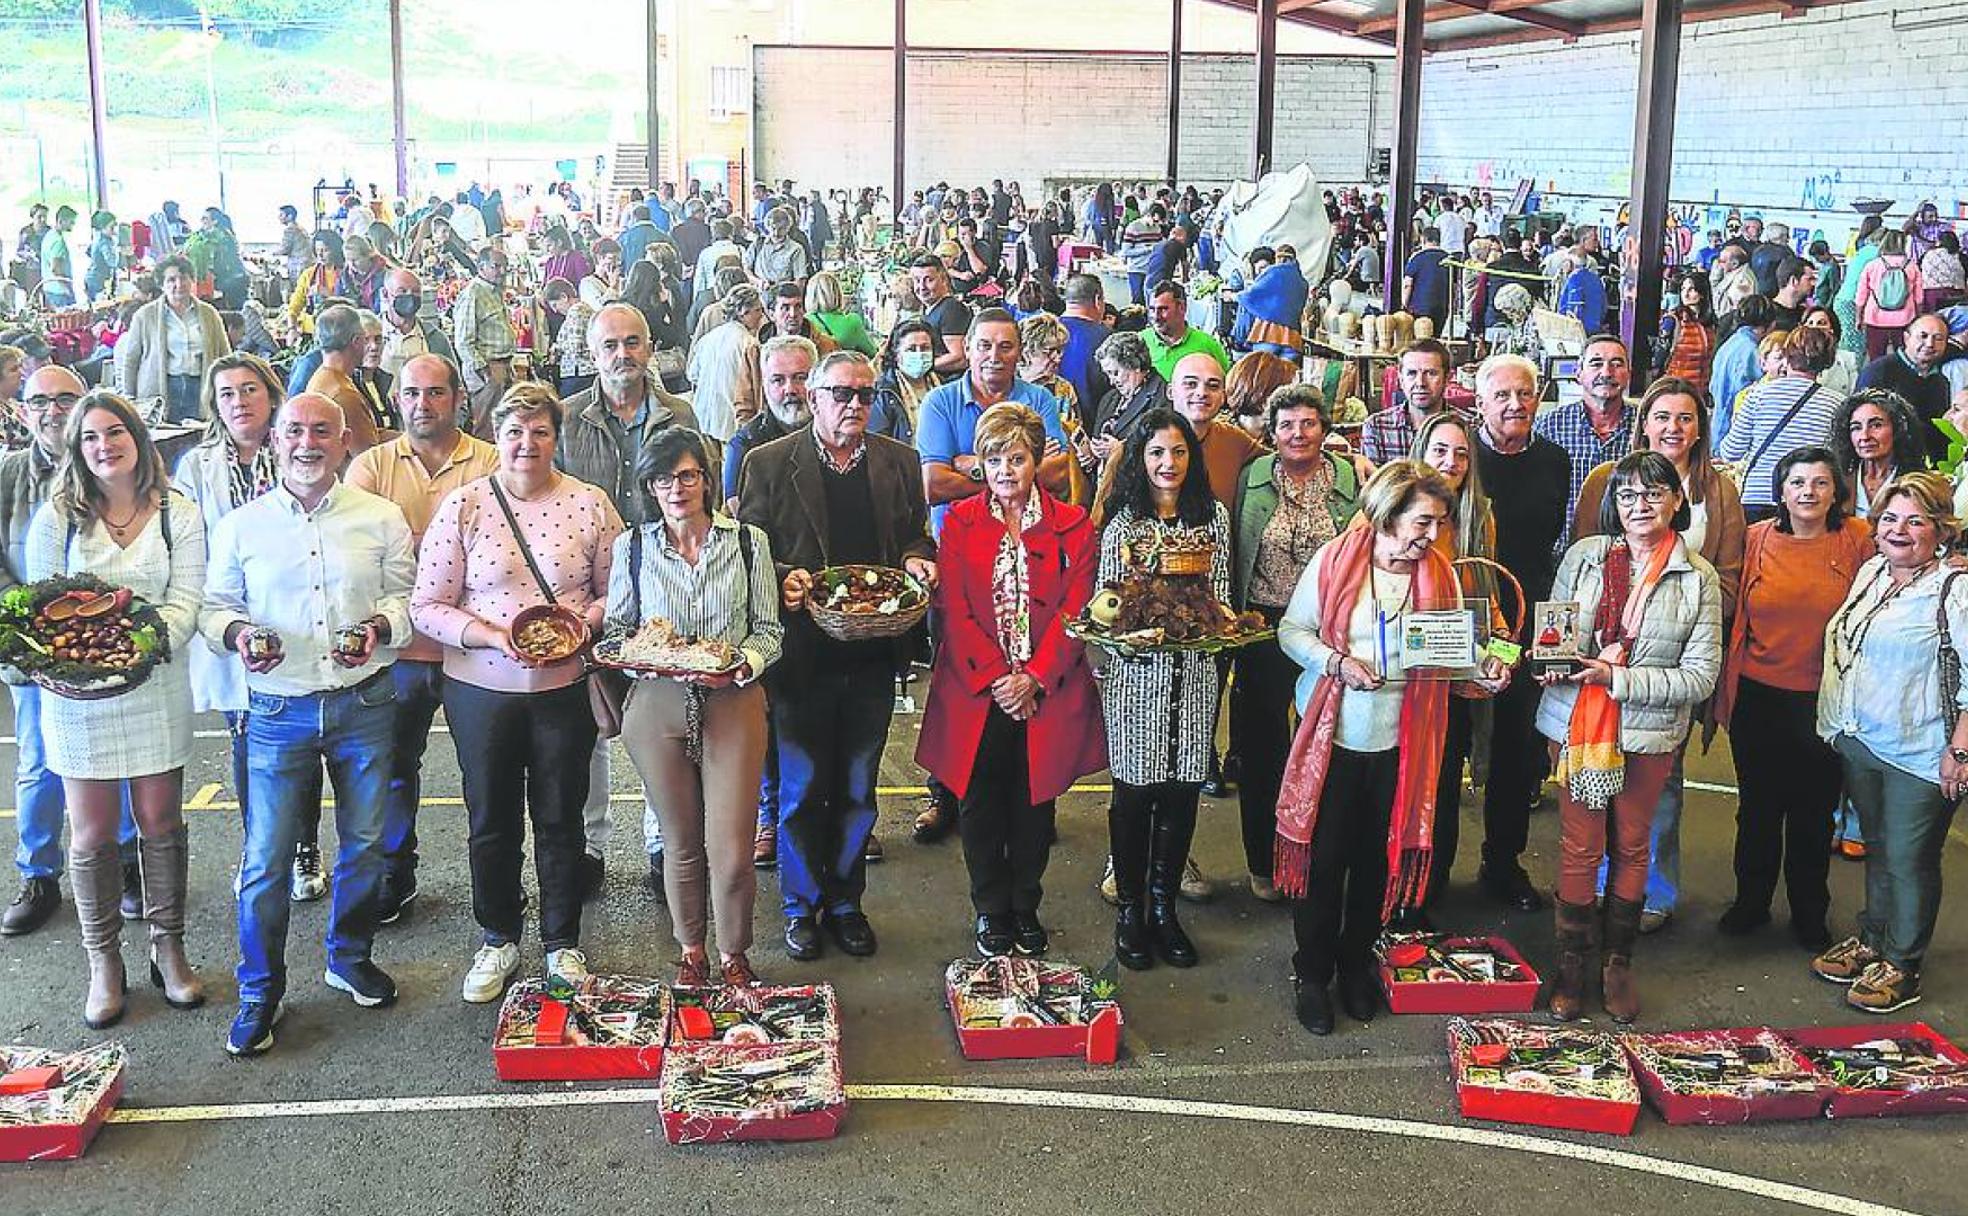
1715, 376, 1844, 510
603, 513, 784, 681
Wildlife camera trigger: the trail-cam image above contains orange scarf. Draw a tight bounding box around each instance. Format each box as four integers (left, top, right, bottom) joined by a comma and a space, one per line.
1555, 538, 1674, 809
1274, 526, 1453, 916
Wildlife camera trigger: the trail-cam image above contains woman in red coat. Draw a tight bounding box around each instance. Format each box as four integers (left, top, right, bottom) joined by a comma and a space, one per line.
917, 402, 1107, 958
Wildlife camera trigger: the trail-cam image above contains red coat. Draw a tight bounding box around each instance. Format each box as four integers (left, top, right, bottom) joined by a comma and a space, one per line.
915, 491, 1107, 803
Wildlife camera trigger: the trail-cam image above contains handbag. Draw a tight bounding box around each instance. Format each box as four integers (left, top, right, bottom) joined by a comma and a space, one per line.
587, 527, 642, 740
1938, 571, 1964, 739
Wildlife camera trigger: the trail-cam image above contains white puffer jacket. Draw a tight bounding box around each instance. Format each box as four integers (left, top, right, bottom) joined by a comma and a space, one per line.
1536, 534, 1723, 755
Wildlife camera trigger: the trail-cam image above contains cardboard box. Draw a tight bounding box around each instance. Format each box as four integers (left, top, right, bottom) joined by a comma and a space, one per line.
945, 957, 1123, 1065
658, 1043, 845, 1144
0, 1043, 126, 1163
666, 984, 839, 1050
492, 976, 671, 1082
1448, 1018, 1641, 1136
1377, 934, 1542, 1015
1622, 1027, 1831, 1125
1783, 1022, 1968, 1119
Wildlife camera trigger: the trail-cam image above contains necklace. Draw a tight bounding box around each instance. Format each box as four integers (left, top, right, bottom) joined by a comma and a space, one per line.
102, 501, 144, 540
1828, 559, 1936, 679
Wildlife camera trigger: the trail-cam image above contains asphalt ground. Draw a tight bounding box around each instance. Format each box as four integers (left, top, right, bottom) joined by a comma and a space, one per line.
0, 691, 1963, 1216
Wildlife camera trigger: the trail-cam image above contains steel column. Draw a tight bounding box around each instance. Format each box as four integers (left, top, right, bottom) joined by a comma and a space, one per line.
893, 0, 908, 220
83, 0, 109, 210
1383, 0, 1424, 312
390, 0, 409, 198
646, 0, 662, 189
1253, 0, 1278, 179
1166, 0, 1183, 183
1619, 0, 1683, 368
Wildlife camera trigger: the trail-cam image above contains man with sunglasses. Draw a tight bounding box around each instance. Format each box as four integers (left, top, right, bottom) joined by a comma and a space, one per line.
0, 369, 139, 934
737, 350, 936, 962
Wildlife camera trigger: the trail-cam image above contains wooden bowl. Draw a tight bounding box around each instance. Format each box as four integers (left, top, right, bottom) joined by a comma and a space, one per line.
510, 604, 588, 664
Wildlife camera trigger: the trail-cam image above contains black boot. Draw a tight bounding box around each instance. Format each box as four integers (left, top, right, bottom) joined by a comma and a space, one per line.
1147, 808, 1199, 968
1109, 795, 1154, 971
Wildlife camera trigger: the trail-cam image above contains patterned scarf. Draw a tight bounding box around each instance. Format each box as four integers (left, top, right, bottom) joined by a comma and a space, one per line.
1273, 525, 1453, 916
990, 493, 1042, 665
1555, 538, 1675, 810
224, 436, 279, 510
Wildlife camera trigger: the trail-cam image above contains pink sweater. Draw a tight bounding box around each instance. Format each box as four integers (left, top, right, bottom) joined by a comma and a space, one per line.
411, 473, 623, 692
1855, 255, 1922, 329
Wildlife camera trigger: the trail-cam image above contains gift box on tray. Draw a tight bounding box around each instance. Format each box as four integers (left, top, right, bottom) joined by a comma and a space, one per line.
666, 984, 840, 1050
1447, 1018, 1641, 1136
491, 975, 671, 1082
945, 957, 1123, 1064
1376, 933, 1542, 1015
658, 1043, 846, 1144
0, 1042, 127, 1163
1621, 1026, 1832, 1124
1781, 1022, 1968, 1119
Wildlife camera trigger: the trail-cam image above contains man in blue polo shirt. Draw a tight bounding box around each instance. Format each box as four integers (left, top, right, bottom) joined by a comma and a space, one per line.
917, 307, 1074, 534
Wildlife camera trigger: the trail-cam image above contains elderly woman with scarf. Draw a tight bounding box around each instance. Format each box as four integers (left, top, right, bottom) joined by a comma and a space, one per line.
1277, 461, 1510, 1034
1536, 450, 1722, 1024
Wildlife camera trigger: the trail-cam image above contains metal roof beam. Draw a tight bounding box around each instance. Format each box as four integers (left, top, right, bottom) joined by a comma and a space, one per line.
1443, 0, 1585, 38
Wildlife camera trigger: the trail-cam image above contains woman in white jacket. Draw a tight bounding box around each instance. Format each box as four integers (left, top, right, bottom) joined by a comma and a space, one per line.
1535, 450, 1722, 1025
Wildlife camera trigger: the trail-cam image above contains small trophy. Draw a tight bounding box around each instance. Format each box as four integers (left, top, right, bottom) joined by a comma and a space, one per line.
1530, 601, 1584, 675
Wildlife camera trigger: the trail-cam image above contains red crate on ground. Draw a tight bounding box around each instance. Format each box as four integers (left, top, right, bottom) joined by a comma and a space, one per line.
666, 984, 839, 1050
492, 976, 670, 1082
1782, 1022, 1968, 1119
1377, 934, 1543, 1015
658, 1042, 845, 1144
0, 1043, 126, 1163
944, 957, 1123, 1065
1448, 1018, 1642, 1136
1621, 1027, 1832, 1125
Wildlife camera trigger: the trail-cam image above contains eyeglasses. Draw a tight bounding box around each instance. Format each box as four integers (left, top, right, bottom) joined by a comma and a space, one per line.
652, 469, 705, 489
24, 393, 80, 412
1613, 487, 1673, 507
817, 385, 876, 405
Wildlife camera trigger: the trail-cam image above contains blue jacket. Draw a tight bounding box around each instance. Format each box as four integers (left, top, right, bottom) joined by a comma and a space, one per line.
1558, 266, 1606, 333
1707, 326, 1762, 445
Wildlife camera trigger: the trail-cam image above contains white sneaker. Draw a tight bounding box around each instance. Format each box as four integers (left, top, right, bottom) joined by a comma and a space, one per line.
1180, 856, 1214, 903
546, 947, 590, 987
462, 942, 521, 1004
290, 845, 327, 903
1098, 856, 1118, 906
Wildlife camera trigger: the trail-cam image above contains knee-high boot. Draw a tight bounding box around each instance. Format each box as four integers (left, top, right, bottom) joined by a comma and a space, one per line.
142, 827, 206, 1009
1601, 895, 1643, 1024
1147, 795, 1199, 968
1547, 899, 1596, 1021
69, 843, 128, 1029
1108, 794, 1154, 970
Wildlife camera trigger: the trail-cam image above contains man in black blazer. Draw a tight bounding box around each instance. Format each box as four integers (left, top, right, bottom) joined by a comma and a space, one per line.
737, 350, 937, 961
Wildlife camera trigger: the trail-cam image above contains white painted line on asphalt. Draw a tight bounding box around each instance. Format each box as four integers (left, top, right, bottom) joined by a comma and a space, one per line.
104, 1082, 1924, 1216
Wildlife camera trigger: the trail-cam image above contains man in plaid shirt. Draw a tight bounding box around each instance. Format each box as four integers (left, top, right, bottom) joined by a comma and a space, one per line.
1532, 333, 1633, 553
1359, 339, 1467, 464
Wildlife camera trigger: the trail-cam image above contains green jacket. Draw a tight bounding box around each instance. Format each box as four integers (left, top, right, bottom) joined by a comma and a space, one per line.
1230, 450, 1360, 609
0, 444, 57, 592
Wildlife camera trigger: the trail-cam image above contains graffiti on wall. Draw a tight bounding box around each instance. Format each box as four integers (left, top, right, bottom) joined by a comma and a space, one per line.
1798, 170, 1842, 211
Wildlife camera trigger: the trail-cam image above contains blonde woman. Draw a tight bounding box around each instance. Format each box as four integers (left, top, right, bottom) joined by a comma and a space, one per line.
805, 272, 877, 357
1017, 311, 1092, 504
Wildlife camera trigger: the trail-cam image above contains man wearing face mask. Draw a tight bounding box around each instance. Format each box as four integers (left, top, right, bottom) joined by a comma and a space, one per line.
1535, 334, 1634, 554
452, 247, 516, 434
376, 268, 454, 378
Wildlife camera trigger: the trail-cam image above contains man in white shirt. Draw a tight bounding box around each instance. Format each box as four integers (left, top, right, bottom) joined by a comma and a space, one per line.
376, 268, 456, 378
691, 219, 745, 297
203, 392, 417, 1058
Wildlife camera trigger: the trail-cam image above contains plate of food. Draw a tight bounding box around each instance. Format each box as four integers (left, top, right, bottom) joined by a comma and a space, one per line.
509, 604, 588, 664
1066, 571, 1274, 657
808, 564, 930, 641
593, 617, 743, 677
0, 576, 171, 700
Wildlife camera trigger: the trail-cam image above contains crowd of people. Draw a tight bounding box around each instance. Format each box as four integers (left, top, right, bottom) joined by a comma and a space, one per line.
0, 167, 1962, 1064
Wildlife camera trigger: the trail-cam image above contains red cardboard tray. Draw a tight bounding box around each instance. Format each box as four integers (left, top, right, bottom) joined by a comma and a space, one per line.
1378, 934, 1542, 1015
658, 1042, 845, 1145
944, 957, 1123, 1065
492, 975, 670, 1082
666, 984, 839, 1050
1448, 1018, 1641, 1136
1621, 1027, 1832, 1125
1782, 1022, 1968, 1119
0, 1043, 126, 1163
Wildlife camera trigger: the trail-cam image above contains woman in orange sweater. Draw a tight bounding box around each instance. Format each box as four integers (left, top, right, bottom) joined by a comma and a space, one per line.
1712, 445, 1872, 951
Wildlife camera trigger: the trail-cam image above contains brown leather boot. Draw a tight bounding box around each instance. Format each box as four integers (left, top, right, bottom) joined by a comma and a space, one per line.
142, 827, 206, 1010
70, 843, 127, 1030
1547, 899, 1596, 1022
1602, 895, 1643, 1024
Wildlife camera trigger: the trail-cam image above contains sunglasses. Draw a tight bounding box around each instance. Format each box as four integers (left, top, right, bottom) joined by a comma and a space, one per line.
817, 385, 876, 405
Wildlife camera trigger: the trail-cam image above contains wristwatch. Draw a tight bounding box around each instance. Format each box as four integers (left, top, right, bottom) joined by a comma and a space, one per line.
1950, 746, 1968, 765
967, 464, 985, 482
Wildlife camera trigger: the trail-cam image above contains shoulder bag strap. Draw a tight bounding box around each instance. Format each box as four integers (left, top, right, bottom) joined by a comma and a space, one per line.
1744, 384, 1821, 475
1937, 571, 1964, 728
629, 524, 643, 623
735, 522, 754, 635
487, 478, 557, 605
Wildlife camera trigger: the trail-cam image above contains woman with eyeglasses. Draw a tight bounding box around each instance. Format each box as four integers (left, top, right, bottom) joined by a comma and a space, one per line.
612, 428, 783, 988
1535, 450, 1722, 1024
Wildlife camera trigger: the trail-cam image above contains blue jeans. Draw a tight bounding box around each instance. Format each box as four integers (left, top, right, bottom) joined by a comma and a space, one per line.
236, 674, 396, 1003
165, 374, 202, 423
12, 682, 135, 879
772, 663, 892, 918
1834, 798, 1865, 846
381, 660, 445, 884
1597, 747, 1685, 913
1128, 272, 1146, 306
757, 708, 779, 833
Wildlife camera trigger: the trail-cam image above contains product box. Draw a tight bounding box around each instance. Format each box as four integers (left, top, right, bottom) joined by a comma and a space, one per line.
658, 1042, 846, 1144
944, 957, 1123, 1065
1377, 933, 1543, 1015
1621, 1027, 1832, 1125
666, 984, 839, 1050
1782, 1022, 1968, 1119
492, 975, 671, 1082
0, 1042, 127, 1163
1447, 1018, 1642, 1136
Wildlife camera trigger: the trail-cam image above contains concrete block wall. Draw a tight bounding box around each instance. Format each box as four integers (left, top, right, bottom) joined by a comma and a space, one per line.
1416, 0, 1967, 249
753, 46, 1391, 194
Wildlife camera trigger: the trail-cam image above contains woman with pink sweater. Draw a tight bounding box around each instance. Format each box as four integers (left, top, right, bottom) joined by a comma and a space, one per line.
1855, 230, 1923, 360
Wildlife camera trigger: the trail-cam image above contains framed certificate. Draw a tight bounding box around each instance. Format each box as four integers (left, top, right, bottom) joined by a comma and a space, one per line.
1375, 601, 1487, 682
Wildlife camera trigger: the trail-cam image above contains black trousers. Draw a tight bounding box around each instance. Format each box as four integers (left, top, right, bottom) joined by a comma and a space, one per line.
1730, 676, 1838, 925
1426, 697, 1475, 906
957, 706, 1056, 916
1480, 666, 1542, 873
1227, 608, 1294, 880
1291, 746, 1397, 984
1108, 779, 1200, 902
443, 679, 598, 951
